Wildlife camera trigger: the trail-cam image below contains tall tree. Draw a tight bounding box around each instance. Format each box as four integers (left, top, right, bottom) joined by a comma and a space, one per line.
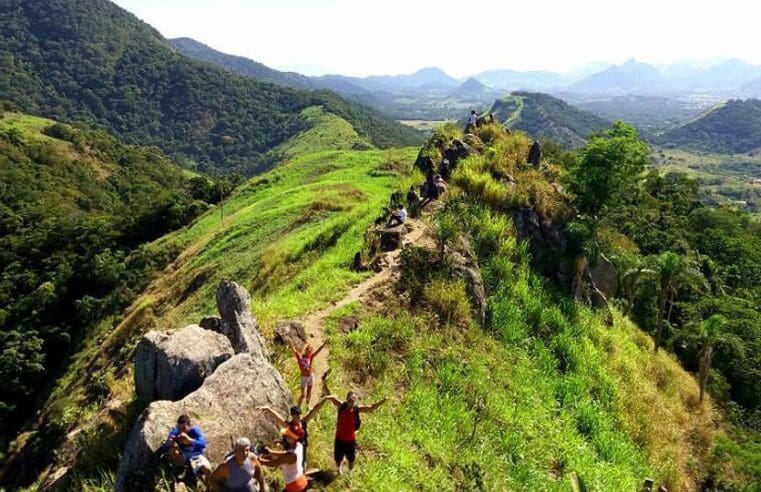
686, 314, 741, 403
648, 252, 706, 352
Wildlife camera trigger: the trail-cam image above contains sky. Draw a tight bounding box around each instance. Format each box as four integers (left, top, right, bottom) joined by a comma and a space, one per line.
113, 0, 761, 77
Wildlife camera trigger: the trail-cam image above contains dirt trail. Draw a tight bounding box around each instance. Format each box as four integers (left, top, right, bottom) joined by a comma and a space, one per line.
301, 219, 429, 401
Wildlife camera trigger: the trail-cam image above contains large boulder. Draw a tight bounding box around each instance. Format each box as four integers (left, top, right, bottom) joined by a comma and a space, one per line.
216, 280, 269, 359
116, 354, 291, 491
134, 325, 234, 402
454, 265, 487, 326
443, 138, 477, 167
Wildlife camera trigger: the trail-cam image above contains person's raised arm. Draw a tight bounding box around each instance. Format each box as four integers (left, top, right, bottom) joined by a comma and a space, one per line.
312, 340, 328, 357
259, 450, 297, 467
323, 395, 342, 408
359, 396, 389, 414
256, 405, 288, 428
303, 397, 328, 422
288, 341, 300, 359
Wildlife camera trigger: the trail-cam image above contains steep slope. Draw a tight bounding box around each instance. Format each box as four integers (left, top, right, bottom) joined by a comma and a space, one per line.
490, 91, 609, 148
664, 99, 761, 153
567, 59, 669, 94
0, 0, 421, 176
0, 108, 217, 451
0, 109, 419, 488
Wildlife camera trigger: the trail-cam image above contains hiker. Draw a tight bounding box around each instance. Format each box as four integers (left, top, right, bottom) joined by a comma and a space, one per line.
324, 392, 389, 475
421, 168, 440, 207
386, 204, 407, 228
259, 434, 308, 492
466, 110, 478, 132
434, 174, 447, 195
159, 414, 212, 482
406, 186, 420, 209
288, 340, 327, 409
207, 437, 267, 492
256, 398, 329, 469
440, 158, 451, 180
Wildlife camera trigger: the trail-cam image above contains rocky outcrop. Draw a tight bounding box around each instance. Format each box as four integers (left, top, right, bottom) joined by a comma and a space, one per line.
454, 265, 487, 326
199, 315, 221, 331
116, 354, 291, 491
379, 227, 404, 252
273, 320, 307, 348
528, 140, 542, 167
414, 152, 436, 173
216, 280, 269, 359
134, 325, 234, 402
443, 138, 477, 168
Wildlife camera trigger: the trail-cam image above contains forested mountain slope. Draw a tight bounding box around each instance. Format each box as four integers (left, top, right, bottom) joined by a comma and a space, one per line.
0, 0, 421, 176
663, 99, 761, 153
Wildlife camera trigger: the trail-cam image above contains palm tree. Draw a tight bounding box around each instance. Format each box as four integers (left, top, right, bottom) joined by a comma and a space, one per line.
687, 314, 741, 403
619, 262, 654, 316
648, 252, 707, 353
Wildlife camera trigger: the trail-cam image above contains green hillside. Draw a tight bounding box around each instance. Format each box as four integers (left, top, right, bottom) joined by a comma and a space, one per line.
5, 115, 760, 490
0, 108, 419, 488
0, 107, 226, 449
664, 99, 761, 153
0, 0, 421, 176
490, 91, 609, 148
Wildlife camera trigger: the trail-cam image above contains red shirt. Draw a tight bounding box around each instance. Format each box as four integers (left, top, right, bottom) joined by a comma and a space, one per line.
335, 405, 357, 442
296, 353, 315, 376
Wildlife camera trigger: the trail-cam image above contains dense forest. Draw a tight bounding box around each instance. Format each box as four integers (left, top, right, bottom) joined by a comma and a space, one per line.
0, 106, 235, 449
0, 0, 422, 177
664, 99, 761, 153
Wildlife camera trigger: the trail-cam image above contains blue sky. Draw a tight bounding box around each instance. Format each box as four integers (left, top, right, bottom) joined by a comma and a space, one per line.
113, 0, 761, 77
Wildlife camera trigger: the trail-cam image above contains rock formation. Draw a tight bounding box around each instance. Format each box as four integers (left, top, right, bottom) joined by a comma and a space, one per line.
273, 320, 307, 348
116, 354, 291, 491
528, 140, 542, 167
134, 325, 234, 402
215, 280, 269, 359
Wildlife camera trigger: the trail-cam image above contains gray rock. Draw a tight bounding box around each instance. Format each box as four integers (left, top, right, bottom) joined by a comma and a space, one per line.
443, 138, 477, 168
134, 325, 234, 402
454, 265, 487, 326
216, 281, 269, 359
274, 320, 307, 348
199, 315, 221, 332
338, 316, 360, 332
379, 228, 404, 252
116, 354, 291, 492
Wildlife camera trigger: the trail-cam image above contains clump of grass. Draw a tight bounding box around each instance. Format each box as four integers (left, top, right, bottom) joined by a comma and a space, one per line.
424, 278, 471, 326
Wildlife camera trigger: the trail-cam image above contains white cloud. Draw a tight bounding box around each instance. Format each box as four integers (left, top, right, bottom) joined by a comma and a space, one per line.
113, 0, 761, 77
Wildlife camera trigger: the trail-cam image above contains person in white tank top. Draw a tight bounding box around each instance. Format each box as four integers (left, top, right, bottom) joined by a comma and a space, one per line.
259, 436, 308, 492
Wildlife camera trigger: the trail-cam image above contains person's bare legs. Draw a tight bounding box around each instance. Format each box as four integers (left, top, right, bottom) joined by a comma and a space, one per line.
305, 382, 313, 408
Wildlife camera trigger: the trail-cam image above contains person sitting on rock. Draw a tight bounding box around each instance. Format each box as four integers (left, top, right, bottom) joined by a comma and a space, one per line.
160, 414, 212, 481
256, 399, 329, 469
259, 434, 309, 492
466, 110, 478, 132
385, 204, 407, 228
324, 392, 388, 475
434, 174, 448, 195
288, 340, 327, 410
207, 437, 267, 492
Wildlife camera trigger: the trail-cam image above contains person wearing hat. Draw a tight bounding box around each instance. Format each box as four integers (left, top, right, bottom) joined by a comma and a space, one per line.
256, 397, 329, 469
258, 433, 308, 492
207, 437, 267, 492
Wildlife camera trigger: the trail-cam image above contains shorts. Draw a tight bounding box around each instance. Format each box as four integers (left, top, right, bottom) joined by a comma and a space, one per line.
285, 474, 308, 492
300, 375, 314, 390
188, 455, 211, 475
333, 439, 356, 464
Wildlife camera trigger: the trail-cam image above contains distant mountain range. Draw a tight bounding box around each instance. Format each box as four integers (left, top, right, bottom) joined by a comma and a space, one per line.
171, 38, 761, 99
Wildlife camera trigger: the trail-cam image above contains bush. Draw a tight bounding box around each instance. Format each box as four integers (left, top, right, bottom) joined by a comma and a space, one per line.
424, 278, 471, 326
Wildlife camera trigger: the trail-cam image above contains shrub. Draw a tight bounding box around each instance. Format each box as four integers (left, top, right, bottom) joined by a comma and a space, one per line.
424, 278, 471, 326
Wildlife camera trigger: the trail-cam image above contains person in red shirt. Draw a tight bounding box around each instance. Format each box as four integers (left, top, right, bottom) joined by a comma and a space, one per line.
288, 341, 327, 409
324, 391, 388, 475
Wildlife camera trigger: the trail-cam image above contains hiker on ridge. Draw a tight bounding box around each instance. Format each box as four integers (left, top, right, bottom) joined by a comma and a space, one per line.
206, 437, 267, 492
159, 414, 212, 482
256, 399, 329, 469
259, 434, 309, 492
324, 391, 389, 475
466, 110, 478, 132
386, 203, 407, 228
288, 340, 327, 409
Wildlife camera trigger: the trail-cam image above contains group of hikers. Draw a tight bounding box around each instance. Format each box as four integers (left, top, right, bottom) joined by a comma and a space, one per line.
384, 164, 448, 228
159, 341, 387, 491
